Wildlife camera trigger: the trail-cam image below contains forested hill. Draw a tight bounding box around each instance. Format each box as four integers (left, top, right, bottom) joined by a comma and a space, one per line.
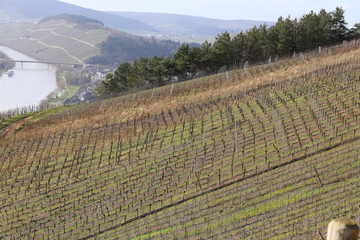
86, 34, 181, 66
39, 14, 105, 30
101, 7, 360, 94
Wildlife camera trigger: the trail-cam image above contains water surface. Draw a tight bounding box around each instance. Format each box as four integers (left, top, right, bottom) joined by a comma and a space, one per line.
0, 46, 57, 112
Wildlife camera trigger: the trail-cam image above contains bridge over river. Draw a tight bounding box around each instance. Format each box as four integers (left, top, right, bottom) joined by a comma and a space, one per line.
5, 60, 84, 69
0, 58, 86, 68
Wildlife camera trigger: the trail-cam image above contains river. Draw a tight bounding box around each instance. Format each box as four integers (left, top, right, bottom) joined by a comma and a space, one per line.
0, 46, 57, 112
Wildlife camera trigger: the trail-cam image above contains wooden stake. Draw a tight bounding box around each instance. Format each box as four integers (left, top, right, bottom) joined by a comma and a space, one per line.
313, 166, 323, 187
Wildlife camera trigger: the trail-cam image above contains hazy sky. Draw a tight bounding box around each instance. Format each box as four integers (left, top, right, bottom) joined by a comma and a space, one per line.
58, 0, 359, 26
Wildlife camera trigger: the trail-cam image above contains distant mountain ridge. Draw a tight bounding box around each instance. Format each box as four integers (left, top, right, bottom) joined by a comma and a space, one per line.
0, 0, 157, 33
0, 0, 274, 40
109, 12, 275, 37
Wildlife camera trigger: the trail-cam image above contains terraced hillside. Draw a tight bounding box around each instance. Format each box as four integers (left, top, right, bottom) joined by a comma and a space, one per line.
0, 15, 180, 66
0, 19, 109, 63
0, 41, 360, 239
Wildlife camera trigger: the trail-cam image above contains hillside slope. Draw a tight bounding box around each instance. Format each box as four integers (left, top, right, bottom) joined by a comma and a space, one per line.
0, 41, 359, 239
0, 18, 110, 63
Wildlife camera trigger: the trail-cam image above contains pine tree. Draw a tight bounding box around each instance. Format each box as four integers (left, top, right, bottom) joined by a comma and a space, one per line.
330, 7, 349, 43
210, 32, 234, 70
272, 17, 295, 56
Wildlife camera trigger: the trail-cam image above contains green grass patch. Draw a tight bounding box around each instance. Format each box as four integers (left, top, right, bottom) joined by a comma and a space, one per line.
0, 112, 35, 130
51, 84, 80, 103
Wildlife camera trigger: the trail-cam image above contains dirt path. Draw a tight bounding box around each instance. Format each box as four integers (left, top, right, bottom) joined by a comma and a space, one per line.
62, 76, 71, 99
30, 29, 97, 48
50, 31, 96, 48
28, 38, 83, 64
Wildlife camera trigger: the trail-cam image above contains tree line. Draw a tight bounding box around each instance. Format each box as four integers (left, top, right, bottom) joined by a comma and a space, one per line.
100, 7, 359, 94
40, 14, 105, 30
87, 34, 181, 66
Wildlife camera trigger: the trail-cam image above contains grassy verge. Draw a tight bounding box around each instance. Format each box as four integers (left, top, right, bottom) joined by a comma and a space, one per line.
0, 112, 35, 130
50, 84, 80, 103
0, 105, 73, 131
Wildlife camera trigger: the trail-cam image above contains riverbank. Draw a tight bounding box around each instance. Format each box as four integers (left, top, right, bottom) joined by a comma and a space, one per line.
0, 50, 15, 74
47, 73, 80, 105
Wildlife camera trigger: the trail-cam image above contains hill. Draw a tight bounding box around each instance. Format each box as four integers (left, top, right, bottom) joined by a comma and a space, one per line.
0, 0, 273, 42
0, 16, 109, 63
0, 41, 359, 239
0, 14, 180, 64
110, 12, 275, 42
0, 0, 156, 33
0, 0, 275, 42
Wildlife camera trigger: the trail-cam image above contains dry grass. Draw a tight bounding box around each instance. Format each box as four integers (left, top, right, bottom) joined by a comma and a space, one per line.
9, 41, 360, 140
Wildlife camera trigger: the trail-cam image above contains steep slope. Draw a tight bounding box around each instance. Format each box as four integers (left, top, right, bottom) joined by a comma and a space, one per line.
0, 41, 359, 239
0, 0, 156, 33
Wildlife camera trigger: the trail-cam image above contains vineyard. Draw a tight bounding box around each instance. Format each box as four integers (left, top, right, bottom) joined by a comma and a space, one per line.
0, 20, 109, 63
0, 41, 360, 239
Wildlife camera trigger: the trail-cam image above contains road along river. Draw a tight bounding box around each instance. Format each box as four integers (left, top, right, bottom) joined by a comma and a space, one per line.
0, 46, 57, 112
